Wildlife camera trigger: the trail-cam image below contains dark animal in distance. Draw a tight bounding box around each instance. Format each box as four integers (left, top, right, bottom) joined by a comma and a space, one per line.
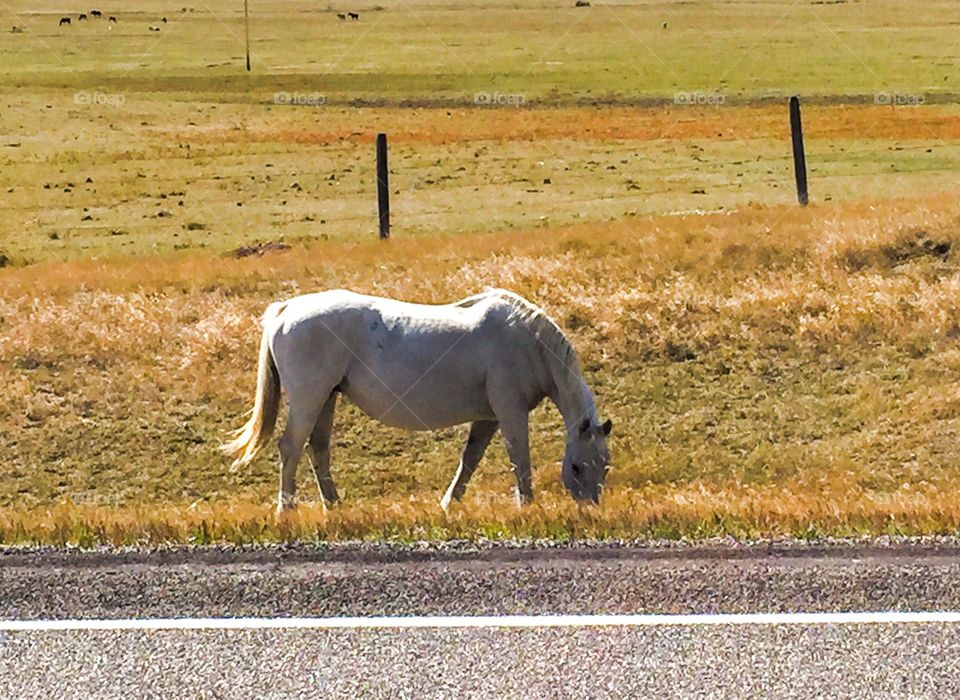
336, 12, 346, 19
108, 15, 117, 22
11, 25, 23, 33
78, 13, 87, 20
161, 17, 167, 23
90, 10, 102, 17
59, 16, 71, 25
148, 24, 160, 31
575, 1, 590, 6
347, 11, 359, 20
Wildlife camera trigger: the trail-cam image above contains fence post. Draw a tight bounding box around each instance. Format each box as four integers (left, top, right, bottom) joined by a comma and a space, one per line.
376, 133, 390, 239
789, 96, 808, 206
244, 0, 251, 72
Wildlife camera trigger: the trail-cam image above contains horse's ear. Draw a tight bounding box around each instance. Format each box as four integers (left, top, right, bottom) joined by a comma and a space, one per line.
601, 419, 613, 436
579, 418, 591, 435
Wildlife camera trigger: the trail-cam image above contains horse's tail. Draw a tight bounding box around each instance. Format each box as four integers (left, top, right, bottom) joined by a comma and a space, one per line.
221, 302, 286, 470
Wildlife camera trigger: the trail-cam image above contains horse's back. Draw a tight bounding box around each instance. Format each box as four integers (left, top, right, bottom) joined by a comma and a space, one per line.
276, 289, 479, 327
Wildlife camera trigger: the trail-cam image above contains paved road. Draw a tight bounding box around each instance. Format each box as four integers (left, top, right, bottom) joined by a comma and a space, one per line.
2, 541, 960, 698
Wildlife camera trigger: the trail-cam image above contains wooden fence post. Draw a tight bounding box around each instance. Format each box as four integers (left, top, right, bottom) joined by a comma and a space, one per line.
244, 0, 251, 72
376, 133, 390, 239
789, 96, 808, 206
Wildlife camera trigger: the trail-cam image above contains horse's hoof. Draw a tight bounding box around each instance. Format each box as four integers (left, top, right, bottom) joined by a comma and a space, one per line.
440, 489, 464, 513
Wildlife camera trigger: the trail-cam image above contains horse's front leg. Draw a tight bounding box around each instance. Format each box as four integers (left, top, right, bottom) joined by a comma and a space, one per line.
494, 407, 533, 506
441, 420, 498, 512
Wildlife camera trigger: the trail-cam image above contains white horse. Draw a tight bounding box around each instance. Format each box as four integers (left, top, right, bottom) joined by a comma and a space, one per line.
222, 289, 612, 512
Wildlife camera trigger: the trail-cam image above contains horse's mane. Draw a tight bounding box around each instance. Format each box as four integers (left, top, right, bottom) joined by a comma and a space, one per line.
454, 288, 580, 379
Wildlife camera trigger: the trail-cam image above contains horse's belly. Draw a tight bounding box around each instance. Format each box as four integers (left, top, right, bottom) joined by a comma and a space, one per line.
343, 367, 493, 430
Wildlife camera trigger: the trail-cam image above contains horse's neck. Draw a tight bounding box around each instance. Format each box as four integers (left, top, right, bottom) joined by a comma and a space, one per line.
521, 310, 597, 433
547, 356, 597, 436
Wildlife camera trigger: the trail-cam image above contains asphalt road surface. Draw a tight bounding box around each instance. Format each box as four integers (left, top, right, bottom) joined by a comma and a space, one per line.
3, 540, 960, 698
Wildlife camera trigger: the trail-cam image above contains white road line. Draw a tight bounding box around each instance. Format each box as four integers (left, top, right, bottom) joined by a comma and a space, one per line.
2, 611, 960, 632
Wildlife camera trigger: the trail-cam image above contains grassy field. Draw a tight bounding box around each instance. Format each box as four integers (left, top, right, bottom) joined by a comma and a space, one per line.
3, 0, 960, 100
2, 0, 960, 545
2, 98, 960, 264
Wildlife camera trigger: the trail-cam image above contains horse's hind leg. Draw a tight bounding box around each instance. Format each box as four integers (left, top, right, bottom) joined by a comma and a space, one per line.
440, 420, 498, 512
308, 393, 339, 507
277, 394, 326, 513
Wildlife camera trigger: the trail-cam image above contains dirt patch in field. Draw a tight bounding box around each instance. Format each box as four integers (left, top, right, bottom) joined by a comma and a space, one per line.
232, 241, 292, 258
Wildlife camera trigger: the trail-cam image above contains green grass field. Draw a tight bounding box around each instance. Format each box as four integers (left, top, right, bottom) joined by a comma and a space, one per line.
4, 0, 960, 100
3, 1, 960, 545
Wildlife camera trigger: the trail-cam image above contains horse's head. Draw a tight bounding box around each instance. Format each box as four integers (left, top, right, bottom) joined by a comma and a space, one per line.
562, 418, 612, 504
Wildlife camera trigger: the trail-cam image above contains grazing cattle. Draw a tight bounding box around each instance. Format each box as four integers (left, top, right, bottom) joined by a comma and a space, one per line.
90, 10, 102, 17
11, 25, 23, 33
59, 16, 71, 25
347, 11, 359, 20
148, 24, 160, 31
161, 17, 167, 23
336, 12, 346, 19
223, 289, 614, 513
78, 13, 87, 20
108, 15, 117, 22
575, 0, 590, 6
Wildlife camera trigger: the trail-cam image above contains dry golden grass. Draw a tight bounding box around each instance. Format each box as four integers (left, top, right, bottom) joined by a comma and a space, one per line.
2, 482, 958, 548
4, 188, 960, 544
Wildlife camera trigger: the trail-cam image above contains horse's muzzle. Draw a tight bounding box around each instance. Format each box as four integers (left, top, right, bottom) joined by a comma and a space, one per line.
573, 492, 601, 506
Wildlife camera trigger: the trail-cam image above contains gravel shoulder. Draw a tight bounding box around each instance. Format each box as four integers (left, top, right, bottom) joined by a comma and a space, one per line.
3, 538, 960, 620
